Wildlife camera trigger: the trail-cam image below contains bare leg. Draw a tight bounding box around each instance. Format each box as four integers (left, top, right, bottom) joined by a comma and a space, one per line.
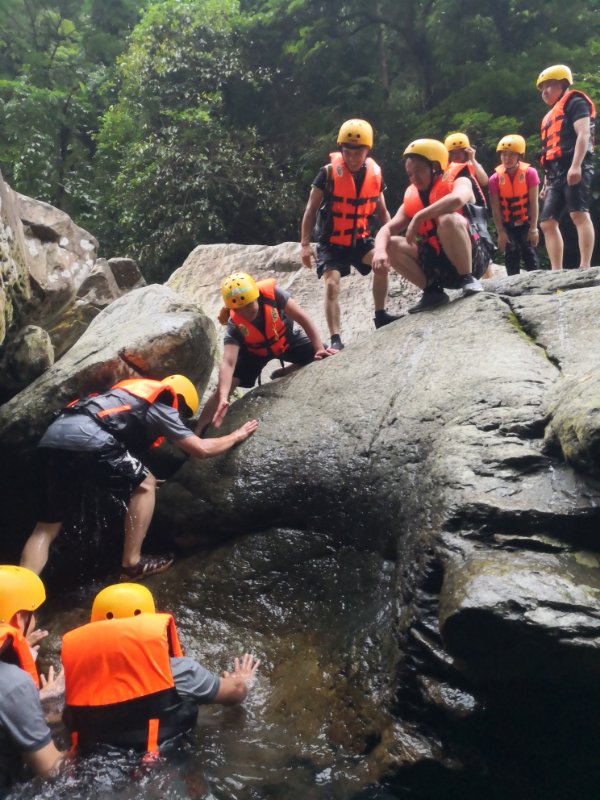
540, 218, 563, 270
387, 236, 427, 288
121, 473, 157, 569
362, 250, 389, 311
436, 214, 472, 275
20, 522, 62, 575
322, 269, 342, 337
570, 211, 595, 268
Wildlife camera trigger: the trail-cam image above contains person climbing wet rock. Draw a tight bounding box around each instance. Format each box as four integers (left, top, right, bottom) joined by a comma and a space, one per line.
21, 375, 258, 581
196, 273, 336, 433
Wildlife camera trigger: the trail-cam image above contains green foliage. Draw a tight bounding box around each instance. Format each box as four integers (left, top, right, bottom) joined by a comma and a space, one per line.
1, 0, 599, 271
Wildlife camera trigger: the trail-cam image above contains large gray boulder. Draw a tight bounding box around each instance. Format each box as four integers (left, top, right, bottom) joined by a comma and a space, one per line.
152, 267, 600, 791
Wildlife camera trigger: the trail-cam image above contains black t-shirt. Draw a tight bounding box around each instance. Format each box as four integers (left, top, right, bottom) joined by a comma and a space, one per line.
548, 92, 595, 169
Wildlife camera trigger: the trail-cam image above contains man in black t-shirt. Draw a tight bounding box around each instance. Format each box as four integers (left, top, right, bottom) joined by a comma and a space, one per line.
300, 119, 398, 350
537, 64, 596, 269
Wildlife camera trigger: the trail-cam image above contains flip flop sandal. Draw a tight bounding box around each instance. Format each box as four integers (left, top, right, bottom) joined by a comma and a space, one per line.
120, 554, 174, 582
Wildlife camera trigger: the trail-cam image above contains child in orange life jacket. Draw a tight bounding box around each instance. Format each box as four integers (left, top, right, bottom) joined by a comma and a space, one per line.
372, 138, 489, 314
62, 583, 260, 754
21, 375, 258, 581
488, 135, 540, 276
195, 272, 337, 433
0, 566, 65, 791
537, 64, 596, 269
300, 118, 397, 350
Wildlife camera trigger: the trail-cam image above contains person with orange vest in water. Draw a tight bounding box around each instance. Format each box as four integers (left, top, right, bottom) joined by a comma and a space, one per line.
372, 138, 491, 313
0, 566, 65, 792
300, 119, 398, 350
20, 375, 258, 580
488, 135, 540, 276
537, 64, 596, 269
61, 583, 259, 754
196, 273, 336, 433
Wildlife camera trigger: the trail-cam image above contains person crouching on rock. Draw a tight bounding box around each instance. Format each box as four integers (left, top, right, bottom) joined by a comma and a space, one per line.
61, 583, 260, 754
20, 375, 258, 581
195, 272, 336, 433
372, 138, 490, 314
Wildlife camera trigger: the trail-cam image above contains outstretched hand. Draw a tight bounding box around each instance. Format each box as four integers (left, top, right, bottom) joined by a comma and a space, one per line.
39, 666, 65, 700
26, 627, 48, 652
314, 347, 338, 359
222, 653, 261, 688
235, 419, 259, 443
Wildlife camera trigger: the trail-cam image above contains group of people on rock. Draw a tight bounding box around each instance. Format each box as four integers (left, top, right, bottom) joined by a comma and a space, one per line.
1, 63, 596, 793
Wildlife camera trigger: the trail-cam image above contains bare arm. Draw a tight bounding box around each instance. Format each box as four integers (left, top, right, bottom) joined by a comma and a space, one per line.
176, 419, 257, 459
568, 116, 591, 183
213, 654, 261, 705
528, 184, 540, 245
466, 147, 489, 187
372, 204, 411, 271
24, 741, 65, 779
300, 187, 324, 268
375, 192, 392, 225
283, 297, 331, 358
405, 177, 474, 246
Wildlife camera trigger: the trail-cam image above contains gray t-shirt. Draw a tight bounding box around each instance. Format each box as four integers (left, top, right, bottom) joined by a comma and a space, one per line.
171, 656, 220, 704
0, 663, 52, 790
39, 392, 193, 452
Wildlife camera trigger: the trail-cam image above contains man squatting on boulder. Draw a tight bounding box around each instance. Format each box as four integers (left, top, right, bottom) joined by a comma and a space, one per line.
21, 375, 258, 580
372, 138, 491, 314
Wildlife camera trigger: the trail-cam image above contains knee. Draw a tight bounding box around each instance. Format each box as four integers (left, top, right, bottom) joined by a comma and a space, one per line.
437, 213, 466, 238
540, 218, 557, 233
136, 473, 157, 494
324, 278, 340, 301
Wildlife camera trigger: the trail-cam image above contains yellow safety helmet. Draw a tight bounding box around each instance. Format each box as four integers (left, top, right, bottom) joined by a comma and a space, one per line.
0, 565, 45, 624
91, 583, 156, 622
221, 272, 259, 310
161, 374, 199, 416
403, 139, 449, 171
337, 119, 373, 149
444, 132, 470, 152
536, 64, 573, 87
497, 134, 526, 156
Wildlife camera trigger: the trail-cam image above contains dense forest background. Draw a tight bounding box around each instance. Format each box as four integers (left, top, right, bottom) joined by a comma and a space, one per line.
1, 0, 599, 280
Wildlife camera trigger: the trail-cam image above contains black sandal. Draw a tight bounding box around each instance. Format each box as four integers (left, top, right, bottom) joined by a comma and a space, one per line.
120, 554, 174, 582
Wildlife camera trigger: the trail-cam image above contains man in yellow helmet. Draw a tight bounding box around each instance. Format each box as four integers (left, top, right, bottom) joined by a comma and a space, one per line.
0, 566, 65, 792
300, 119, 397, 350
61, 583, 260, 753
372, 138, 490, 313
537, 64, 596, 269
196, 273, 336, 432
21, 376, 258, 580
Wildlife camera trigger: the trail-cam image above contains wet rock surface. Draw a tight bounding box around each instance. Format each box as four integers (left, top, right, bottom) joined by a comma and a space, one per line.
4, 267, 600, 799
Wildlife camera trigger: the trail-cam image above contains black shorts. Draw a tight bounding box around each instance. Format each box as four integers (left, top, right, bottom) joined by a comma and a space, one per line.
233, 336, 316, 388
35, 446, 148, 522
316, 239, 374, 279
540, 161, 593, 220
418, 232, 489, 289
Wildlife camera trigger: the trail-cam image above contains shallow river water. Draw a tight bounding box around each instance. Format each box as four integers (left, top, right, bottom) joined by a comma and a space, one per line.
9, 528, 405, 800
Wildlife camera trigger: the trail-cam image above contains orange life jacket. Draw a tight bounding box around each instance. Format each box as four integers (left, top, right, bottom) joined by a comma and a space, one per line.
540, 89, 596, 165
62, 613, 197, 753
326, 152, 382, 247
495, 162, 531, 225
64, 379, 179, 450
229, 279, 289, 358
0, 623, 39, 689
402, 163, 475, 254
